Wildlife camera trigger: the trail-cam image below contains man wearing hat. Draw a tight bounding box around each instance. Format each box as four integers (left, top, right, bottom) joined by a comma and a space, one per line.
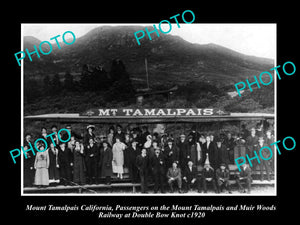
62, 125, 81, 141
177, 134, 191, 170
246, 128, 259, 170
265, 130, 274, 172
202, 135, 217, 169
257, 136, 271, 181
85, 137, 99, 184
150, 148, 166, 193
215, 137, 229, 168
216, 163, 231, 193
167, 161, 183, 193
114, 124, 125, 143
164, 138, 179, 169
235, 163, 252, 194
182, 160, 200, 193
201, 162, 217, 193
136, 149, 150, 193
127, 140, 140, 183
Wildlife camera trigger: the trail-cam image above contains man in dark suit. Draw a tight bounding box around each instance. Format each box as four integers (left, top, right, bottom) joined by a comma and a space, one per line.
150, 148, 166, 193
58, 142, 73, 185
225, 132, 236, 164
167, 161, 183, 193
216, 138, 230, 167
235, 163, 252, 194
246, 128, 259, 170
136, 149, 150, 193
85, 138, 99, 184
202, 163, 217, 193
182, 160, 200, 192
257, 136, 271, 181
202, 136, 217, 169
164, 138, 179, 169
177, 134, 191, 170
127, 141, 140, 183
216, 163, 231, 193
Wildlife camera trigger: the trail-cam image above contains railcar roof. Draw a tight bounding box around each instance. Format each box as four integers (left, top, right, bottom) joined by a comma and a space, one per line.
24, 113, 274, 124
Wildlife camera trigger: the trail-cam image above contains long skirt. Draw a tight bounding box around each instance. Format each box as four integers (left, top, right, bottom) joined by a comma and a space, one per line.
34, 168, 49, 186
112, 161, 124, 173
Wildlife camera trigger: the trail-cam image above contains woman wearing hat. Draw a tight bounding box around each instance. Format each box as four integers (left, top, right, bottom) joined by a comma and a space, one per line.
99, 141, 113, 185
107, 126, 115, 147
73, 141, 86, 185
112, 137, 126, 179
84, 125, 96, 146
34, 145, 49, 187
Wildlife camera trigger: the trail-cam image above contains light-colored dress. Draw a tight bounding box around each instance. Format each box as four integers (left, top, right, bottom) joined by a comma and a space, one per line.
34, 150, 50, 186
112, 142, 126, 173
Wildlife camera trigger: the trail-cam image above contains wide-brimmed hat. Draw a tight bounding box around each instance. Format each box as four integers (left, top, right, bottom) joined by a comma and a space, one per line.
87, 125, 95, 130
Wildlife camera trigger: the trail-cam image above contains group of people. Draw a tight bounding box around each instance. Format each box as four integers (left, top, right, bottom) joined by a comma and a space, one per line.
23, 123, 274, 194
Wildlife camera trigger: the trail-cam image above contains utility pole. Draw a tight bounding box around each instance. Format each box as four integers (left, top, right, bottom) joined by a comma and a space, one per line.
145, 57, 149, 89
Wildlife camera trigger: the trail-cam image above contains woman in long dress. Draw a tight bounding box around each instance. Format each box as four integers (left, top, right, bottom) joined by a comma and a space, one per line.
34, 145, 49, 187
112, 137, 126, 179
48, 143, 60, 184
73, 141, 86, 185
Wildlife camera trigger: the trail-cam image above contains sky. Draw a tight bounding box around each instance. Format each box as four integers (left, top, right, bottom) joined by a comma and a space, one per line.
22, 23, 276, 59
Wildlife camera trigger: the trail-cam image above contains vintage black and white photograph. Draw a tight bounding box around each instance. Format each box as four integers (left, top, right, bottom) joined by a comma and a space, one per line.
21, 23, 276, 196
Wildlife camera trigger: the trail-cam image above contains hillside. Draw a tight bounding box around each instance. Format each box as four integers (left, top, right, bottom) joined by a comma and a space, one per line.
23, 25, 274, 88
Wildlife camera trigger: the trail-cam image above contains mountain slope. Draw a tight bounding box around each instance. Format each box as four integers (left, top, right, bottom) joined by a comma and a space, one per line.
23, 25, 274, 87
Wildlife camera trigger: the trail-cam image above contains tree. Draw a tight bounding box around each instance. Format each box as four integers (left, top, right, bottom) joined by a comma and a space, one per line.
63, 72, 74, 91
105, 59, 135, 102
51, 74, 62, 95
24, 77, 41, 103
109, 59, 129, 82
42, 75, 51, 96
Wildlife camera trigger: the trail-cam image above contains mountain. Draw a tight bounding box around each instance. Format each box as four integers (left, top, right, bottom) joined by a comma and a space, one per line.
23, 25, 274, 88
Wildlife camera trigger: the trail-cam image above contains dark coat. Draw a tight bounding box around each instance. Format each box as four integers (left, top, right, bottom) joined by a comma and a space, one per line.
189, 142, 199, 165
23, 140, 35, 187
246, 135, 258, 156
58, 146, 73, 181
177, 140, 191, 167
114, 131, 125, 143
99, 147, 113, 177
202, 167, 215, 179
236, 166, 252, 183
183, 165, 198, 182
136, 154, 149, 173
150, 153, 166, 175
225, 137, 236, 163
216, 144, 229, 167
257, 143, 272, 159
48, 148, 60, 180
216, 168, 230, 181
164, 144, 179, 168
202, 142, 217, 168
127, 146, 140, 165
58, 146, 73, 166
73, 147, 86, 184
84, 144, 99, 164
84, 132, 96, 146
